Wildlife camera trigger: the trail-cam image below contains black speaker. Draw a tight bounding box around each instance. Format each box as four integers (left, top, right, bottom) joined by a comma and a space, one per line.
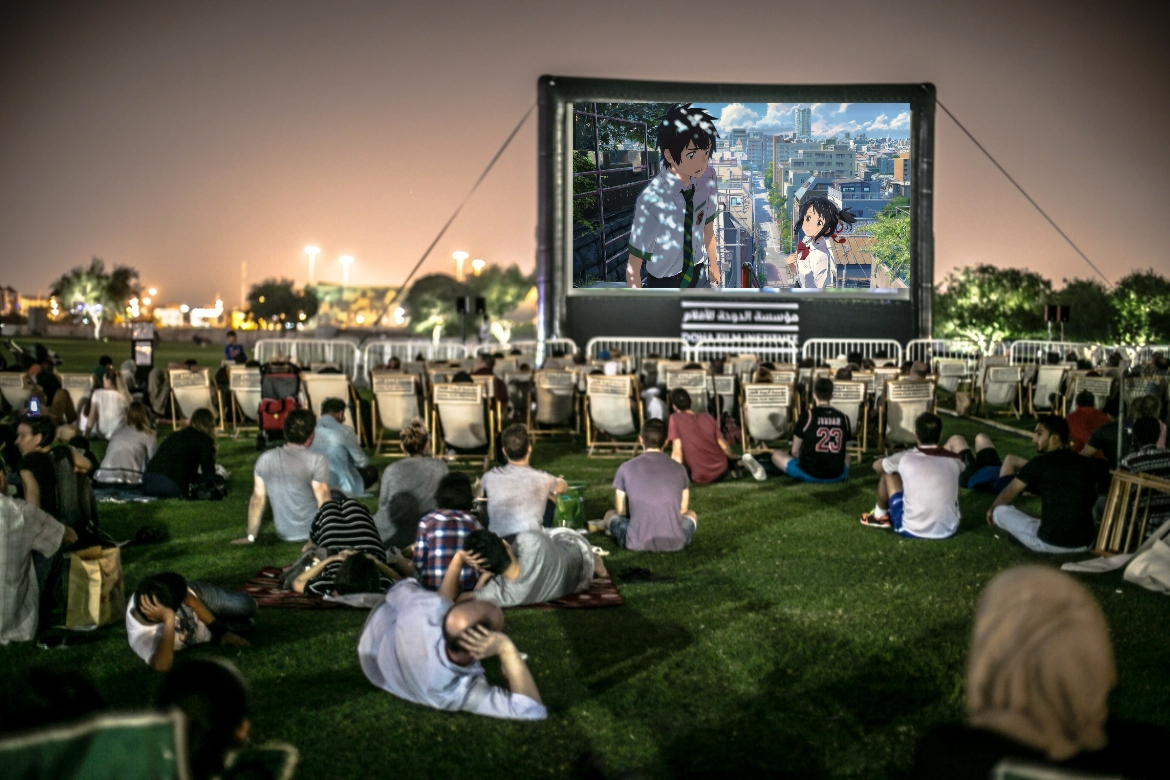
474, 296, 486, 316
1044, 304, 1070, 322
455, 296, 468, 314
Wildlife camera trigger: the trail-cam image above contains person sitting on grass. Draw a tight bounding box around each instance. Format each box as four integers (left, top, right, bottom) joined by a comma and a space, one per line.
413, 472, 483, 593
769, 377, 851, 484
666, 387, 761, 483
142, 408, 218, 499
14, 415, 61, 517
1064, 389, 1109, 454
93, 401, 157, 485
943, 432, 1031, 495
860, 412, 963, 539
987, 415, 1106, 554
126, 572, 255, 672
478, 424, 567, 540
373, 418, 448, 550
439, 528, 605, 608
1079, 396, 1120, 468
595, 418, 697, 552
234, 409, 330, 544
309, 397, 370, 498
1119, 416, 1170, 540
358, 579, 546, 719
292, 498, 405, 596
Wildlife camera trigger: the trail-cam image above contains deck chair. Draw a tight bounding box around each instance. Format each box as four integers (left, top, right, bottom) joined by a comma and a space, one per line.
227, 365, 263, 437
714, 375, 737, 418
740, 382, 796, 454
974, 355, 1010, 406
638, 358, 661, 392
1029, 365, 1067, 416
663, 370, 710, 412
934, 358, 969, 393
1095, 470, 1170, 555
0, 709, 188, 780
979, 367, 1023, 418
300, 372, 364, 443
168, 368, 217, 427
872, 367, 902, 407
431, 382, 494, 470
529, 370, 577, 437
831, 380, 868, 462
729, 356, 759, 384
58, 373, 96, 416
584, 374, 642, 457
471, 374, 504, 433
880, 379, 936, 450
1063, 376, 1115, 414
504, 371, 532, 422
371, 372, 423, 456
0, 372, 33, 414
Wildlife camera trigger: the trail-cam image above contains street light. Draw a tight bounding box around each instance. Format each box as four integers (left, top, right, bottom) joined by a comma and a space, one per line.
339, 255, 354, 287
452, 250, 469, 282
304, 246, 321, 285
471, 258, 486, 276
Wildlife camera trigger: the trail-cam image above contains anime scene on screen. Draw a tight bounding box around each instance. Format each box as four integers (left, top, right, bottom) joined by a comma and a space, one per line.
571, 101, 912, 291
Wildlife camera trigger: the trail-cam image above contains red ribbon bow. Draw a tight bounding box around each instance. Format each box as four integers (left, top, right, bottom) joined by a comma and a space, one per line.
796, 242, 810, 261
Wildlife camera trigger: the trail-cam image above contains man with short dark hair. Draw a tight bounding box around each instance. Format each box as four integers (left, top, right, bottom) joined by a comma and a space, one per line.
988, 415, 1105, 553
595, 418, 697, 551
667, 387, 756, 483
223, 331, 245, 363
861, 413, 963, 539
235, 409, 330, 544
309, 397, 369, 497
1065, 389, 1109, 454
478, 424, 567, 539
771, 377, 850, 483
1080, 396, 1121, 467
413, 473, 483, 593
358, 579, 546, 719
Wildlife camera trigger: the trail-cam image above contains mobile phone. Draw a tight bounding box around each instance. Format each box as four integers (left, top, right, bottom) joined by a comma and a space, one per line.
27, 396, 41, 417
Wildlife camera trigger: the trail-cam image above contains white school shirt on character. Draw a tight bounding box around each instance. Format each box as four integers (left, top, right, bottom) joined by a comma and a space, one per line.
797, 236, 835, 289
627, 166, 718, 279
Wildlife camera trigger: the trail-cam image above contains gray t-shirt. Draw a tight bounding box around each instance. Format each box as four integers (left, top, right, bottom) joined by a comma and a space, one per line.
480, 465, 558, 538
612, 451, 690, 551
373, 457, 449, 548
473, 529, 593, 607
254, 445, 329, 541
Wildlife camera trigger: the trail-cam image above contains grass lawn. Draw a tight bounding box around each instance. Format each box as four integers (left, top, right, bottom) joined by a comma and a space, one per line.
3, 339, 1168, 778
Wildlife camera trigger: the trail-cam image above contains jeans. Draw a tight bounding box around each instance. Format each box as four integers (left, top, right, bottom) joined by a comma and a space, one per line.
188, 581, 257, 634
991, 506, 1090, 554
608, 515, 695, 549
142, 471, 183, 498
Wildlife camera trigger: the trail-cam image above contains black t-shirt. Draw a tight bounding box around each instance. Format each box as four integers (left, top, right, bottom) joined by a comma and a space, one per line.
18, 449, 59, 518
795, 405, 851, 479
144, 427, 216, 493
912, 721, 1168, 780
1087, 420, 1120, 468
1016, 447, 1103, 548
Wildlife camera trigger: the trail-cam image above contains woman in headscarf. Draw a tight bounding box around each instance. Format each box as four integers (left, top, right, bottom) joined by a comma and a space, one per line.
912, 565, 1165, 779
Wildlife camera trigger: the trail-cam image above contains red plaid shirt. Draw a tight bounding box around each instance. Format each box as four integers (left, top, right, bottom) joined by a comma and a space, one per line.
414, 509, 482, 592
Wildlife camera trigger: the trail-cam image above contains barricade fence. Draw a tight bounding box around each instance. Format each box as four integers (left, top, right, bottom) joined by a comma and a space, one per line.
904, 339, 1004, 365
362, 340, 471, 372
687, 336, 799, 365
801, 339, 904, 367
585, 337, 690, 370
254, 339, 361, 382
1009, 340, 1094, 365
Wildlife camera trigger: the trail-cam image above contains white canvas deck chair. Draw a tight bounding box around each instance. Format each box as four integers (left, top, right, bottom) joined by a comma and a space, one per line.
1029, 365, 1067, 416
529, 370, 576, 437
740, 382, 795, 454
471, 374, 503, 433
980, 366, 1023, 418
584, 374, 642, 457
300, 371, 365, 444
872, 367, 902, 407
729, 356, 758, 384
58, 373, 95, 416
226, 365, 262, 437
0, 372, 33, 414
830, 380, 868, 462
663, 369, 710, 412
880, 379, 936, 451
168, 367, 217, 428
371, 372, 423, 456
974, 355, 1010, 406
1063, 376, 1115, 414
431, 382, 494, 470
934, 358, 969, 393
714, 375, 736, 417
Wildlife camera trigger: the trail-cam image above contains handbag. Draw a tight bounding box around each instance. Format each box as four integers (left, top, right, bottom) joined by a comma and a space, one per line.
65, 546, 126, 628
1124, 533, 1170, 594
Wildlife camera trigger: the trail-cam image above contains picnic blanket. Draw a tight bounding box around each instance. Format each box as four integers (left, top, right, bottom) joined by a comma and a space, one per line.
240, 567, 623, 610
94, 486, 158, 504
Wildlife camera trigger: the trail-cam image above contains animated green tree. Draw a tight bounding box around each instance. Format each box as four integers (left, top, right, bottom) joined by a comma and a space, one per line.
50, 257, 140, 339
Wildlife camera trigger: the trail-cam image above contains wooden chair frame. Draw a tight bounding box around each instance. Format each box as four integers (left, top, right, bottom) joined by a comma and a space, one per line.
1095, 470, 1170, 556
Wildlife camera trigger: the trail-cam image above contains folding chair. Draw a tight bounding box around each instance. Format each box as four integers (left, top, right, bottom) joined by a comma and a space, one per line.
0, 372, 33, 414
974, 355, 1010, 408
934, 358, 969, 394
300, 372, 365, 444
729, 356, 759, 384
1063, 376, 1115, 414
740, 382, 795, 454
584, 374, 642, 457
979, 366, 1023, 418
1029, 365, 1068, 416
529, 370, 577, 437
371, 372, 424, 456
830, 380, 868, 462
1095, 470, 1170, 555
227, 365, 263, 437
872, 367, 902, 408
471, 374, 504, 434
880, 379, 936, 451
431, 382, 494, 471
504, 371, 532, 423
58, 373, 95, 416
714, 375, 737, 418
662, 369, 710, 412
168, 367, 217, 428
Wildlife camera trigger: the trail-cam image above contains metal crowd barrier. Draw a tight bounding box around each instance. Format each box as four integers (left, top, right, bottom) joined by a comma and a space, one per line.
687, 336, 799, 364
254, 339, 361, 382
801, 338, 903, 366
585, 337, 690, 370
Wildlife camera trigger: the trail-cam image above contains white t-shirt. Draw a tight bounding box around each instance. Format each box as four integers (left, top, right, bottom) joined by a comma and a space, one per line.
628, 166, 718, 279
883, 446, 963, 539
125, 593, 211, 665
796, 236, 834, 289
357, 580, 546, 720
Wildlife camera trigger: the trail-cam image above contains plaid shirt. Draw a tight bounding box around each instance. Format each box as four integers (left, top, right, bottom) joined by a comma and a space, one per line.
1, 495, 66, 644
414, 509, 482, 593
1121, 445, 1170, 536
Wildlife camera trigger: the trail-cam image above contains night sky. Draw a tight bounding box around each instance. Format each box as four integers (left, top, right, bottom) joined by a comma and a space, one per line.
1, 0, 1166, 308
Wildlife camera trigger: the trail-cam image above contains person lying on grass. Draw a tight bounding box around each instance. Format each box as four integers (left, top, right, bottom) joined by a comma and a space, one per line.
438, 528, 606, 607
290, 497, 411, 596
358, 580, 546, 720
126, 572, 255, 672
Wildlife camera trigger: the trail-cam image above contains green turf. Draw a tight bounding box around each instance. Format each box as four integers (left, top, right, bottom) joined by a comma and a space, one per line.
3, 339, 1168, 778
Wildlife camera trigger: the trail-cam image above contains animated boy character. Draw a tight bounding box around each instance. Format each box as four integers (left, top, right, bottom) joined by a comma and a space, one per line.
626, 104, 721, 289
786, 196, 856, 289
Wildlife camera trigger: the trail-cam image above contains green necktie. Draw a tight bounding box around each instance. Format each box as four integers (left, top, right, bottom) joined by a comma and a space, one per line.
681, 185, 696, 287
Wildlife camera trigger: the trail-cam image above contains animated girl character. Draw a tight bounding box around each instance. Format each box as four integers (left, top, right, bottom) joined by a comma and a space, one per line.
786, 196, 857, 289
626, 104, 721, 289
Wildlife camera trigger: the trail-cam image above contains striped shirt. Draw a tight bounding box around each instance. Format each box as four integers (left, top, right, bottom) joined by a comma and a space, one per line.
413, 509, 482, 593
306, 498, 388, 597
1121, 445, 1170, 537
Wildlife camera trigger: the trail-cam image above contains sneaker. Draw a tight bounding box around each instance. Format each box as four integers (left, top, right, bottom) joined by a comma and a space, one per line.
860, 512, 892, 529
741, 452, 766, 482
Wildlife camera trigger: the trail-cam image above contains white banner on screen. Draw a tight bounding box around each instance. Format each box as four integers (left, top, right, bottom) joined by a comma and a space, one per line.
680, 301, 800, 345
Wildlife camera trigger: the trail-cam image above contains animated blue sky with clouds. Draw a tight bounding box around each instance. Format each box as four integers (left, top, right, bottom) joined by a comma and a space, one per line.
694, 103, 911, 139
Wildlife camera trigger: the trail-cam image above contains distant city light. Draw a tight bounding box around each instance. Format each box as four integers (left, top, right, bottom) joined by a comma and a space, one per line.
180, 304, 190, 313
148, 288, 158, 296
355, 314, 365, 325
142, 297, 152, 306
393, 307, 405, 325
452, 251, 469, 282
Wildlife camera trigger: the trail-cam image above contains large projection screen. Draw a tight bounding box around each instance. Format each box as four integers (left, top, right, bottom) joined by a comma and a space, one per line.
536, 77, 935, 348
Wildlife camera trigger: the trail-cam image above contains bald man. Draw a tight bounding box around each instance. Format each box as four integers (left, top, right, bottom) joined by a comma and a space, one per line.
357, 579, 545, 720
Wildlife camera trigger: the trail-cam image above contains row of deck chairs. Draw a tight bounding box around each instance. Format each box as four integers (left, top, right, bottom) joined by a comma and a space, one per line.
933, 357, 1132, 419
